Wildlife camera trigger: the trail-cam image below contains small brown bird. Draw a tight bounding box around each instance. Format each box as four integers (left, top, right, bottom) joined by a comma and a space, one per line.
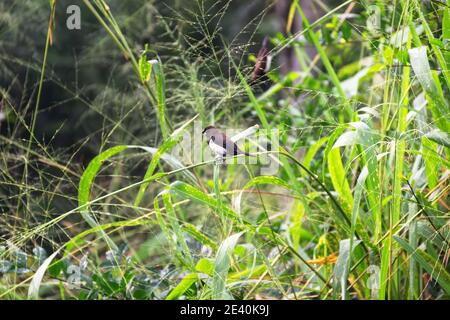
202, 126, 252, 158
249, 36, 272, 85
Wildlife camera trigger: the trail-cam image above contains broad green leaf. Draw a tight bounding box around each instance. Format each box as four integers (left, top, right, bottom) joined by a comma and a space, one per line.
351, 167, 368, 236
333, 131, 357, 148
323, 127, 345, 182
424, 129, 450, 148
78, 145, 128, 208
165, 273, 198, 300
195, 258, 214, 276
328, 148, 353, 214
212, 232, 243, 299
170, 181, 243, 224
409, 47, 449, 132
421, 137, 440, 189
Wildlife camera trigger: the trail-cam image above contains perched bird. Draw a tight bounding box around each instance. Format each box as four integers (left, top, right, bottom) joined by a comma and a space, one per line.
202, 125, 253, 159
249, 36, 272, 86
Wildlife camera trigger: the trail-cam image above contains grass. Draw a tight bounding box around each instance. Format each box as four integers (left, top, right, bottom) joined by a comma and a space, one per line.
0, 0, 449, 300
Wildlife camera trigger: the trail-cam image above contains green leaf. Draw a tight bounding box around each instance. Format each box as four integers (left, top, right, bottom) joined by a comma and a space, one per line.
162, 192, 194, 267
328, 148, 353, 214
165, 273, 198, 300
395, 236, 450, 294
138, 48, 152, 82
333, 238, 361, 299
182, 223, 218, 251
286, 0, 299, 33
421, 137, 440, 190
212, 232, 243, 299
409, 47, 449, 132
289, 200, 306, 250
333, 131, 358, 148
243, 176, 291, 190
78, 142, 194, 250
443, 7, 450, 66
78, 145, 128, 207
134, 115, 198, 207
78, 145, 128, 250
228, 265, 267, 281
170, 181, 242, 224
424, 129, 450, 148
153, 58, 169, 138
303, 136, 328, 170
195, 258, 214, 276
378, 238, 390, 300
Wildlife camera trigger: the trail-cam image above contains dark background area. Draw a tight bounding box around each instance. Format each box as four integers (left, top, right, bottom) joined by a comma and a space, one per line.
0, 0, 329, 162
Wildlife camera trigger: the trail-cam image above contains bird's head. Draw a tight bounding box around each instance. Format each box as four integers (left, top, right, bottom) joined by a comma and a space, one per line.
202, 125, 218, 141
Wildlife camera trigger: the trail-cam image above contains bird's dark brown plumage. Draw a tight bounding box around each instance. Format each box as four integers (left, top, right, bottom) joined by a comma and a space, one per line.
249, 36, 270, 85
202, 126, 252, 157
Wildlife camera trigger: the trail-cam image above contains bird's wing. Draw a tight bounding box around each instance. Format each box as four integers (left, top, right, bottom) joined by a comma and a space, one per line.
250, 38, 270, 84
212, 133, 241, 155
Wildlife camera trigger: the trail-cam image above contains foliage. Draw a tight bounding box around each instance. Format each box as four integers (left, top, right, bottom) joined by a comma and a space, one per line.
0, 0, 449, 300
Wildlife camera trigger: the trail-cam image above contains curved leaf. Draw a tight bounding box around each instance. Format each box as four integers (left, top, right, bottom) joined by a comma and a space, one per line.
212, 232, 243, 299
28, 249, 61, 300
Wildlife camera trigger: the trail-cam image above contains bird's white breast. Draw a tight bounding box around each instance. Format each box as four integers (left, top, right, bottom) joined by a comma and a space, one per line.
209, 139, 226, 155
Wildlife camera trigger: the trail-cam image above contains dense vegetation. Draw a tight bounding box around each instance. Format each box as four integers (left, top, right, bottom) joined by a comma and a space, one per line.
0, 0, 449, 300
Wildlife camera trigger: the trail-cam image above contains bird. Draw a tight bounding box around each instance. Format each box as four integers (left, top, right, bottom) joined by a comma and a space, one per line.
249, 36, 272, 86
202, 125, 253, 159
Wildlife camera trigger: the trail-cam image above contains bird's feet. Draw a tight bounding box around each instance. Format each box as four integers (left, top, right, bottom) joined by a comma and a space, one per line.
214, 155, 224, 165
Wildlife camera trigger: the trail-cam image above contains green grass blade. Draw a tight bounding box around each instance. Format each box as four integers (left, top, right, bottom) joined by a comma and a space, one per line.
303, 136, 328, 170
153, 59, 169, 138
182, 223, 218, 251
165, 273, 198, 300
78, 145, 129, 250
212, 232, 243, 299
169, 181, 243, 224
328, 148, 353, 215
409, 46, 449, 132
378, 237, 391, 300
134, 115, 198, 207
395, 236, 450, 295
